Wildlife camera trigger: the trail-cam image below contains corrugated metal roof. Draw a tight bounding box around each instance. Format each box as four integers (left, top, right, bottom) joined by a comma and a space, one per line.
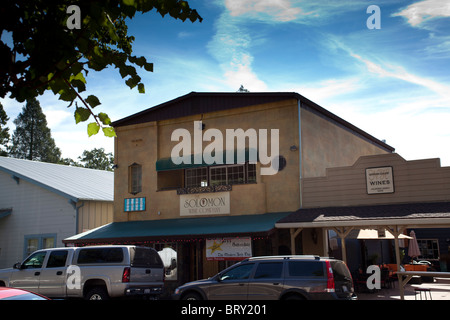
0, 156, 113, 202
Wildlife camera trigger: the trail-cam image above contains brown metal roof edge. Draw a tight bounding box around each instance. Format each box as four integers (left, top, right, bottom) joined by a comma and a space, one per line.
111, 91, 394, 152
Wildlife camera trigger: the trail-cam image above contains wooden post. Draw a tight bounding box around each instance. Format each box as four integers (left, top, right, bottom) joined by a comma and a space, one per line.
290, 228, 303, 255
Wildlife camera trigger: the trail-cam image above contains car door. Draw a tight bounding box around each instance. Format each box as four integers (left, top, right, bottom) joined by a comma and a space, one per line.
38, 250, 69, 297
247, 262, 284, 300
208, 263, 255, 300
9, 251, 47, 292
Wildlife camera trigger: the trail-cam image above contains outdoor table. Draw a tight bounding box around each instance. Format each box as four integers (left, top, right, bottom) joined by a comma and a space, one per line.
397, 271, 450, 300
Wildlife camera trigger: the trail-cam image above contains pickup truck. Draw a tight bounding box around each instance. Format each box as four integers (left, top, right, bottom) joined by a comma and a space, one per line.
0, 245, 165, 300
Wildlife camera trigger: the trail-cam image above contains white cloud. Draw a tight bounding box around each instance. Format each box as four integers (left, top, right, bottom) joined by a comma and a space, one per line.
350, 53, 450, 101
393, 0, 450, 27
225, 0, 303, 22
208, 12, 268, 91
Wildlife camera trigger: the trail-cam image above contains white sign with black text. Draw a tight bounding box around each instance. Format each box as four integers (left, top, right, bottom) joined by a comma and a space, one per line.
366, 166, 394, 194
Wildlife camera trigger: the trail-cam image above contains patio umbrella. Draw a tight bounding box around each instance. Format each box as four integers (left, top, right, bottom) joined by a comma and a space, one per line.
408, 230, 421, 259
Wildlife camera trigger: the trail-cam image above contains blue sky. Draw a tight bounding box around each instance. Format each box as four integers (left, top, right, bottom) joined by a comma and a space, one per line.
2, 0, 450, 166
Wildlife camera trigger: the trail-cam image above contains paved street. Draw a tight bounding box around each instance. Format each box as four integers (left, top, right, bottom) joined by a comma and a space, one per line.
358, 277, 450, 300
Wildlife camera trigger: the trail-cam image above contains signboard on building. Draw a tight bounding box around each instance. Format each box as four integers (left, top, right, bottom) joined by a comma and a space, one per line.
365, 166, 394, 194
206, 237, 252, 261
180, 192, 230, 216
124, 197, 146, 212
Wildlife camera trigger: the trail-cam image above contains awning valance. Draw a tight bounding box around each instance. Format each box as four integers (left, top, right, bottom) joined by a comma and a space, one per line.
64, 212, 290, 244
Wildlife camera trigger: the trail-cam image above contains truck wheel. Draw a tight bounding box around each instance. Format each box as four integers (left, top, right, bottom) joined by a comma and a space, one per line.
85, 287, 109, 300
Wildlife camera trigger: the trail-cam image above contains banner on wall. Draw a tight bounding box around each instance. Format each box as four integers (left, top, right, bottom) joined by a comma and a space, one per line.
206, 237, 252, 261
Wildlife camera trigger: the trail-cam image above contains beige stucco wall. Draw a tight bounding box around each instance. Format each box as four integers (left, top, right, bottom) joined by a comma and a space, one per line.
301, 107, 389, 178
113, 98, 391, 222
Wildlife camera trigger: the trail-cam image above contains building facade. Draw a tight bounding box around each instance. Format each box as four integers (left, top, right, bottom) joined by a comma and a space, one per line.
65, 92, 394, 291
277, 153, 450, 272
0, 157, 113, 268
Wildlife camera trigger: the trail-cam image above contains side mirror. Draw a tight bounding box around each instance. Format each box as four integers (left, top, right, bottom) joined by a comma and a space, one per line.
13, 262, 22, 269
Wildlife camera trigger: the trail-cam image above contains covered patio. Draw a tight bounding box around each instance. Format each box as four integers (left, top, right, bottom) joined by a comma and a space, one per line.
275, 202, 450, 299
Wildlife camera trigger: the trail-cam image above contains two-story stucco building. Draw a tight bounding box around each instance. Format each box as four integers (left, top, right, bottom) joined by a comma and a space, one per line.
65, 92, 394, 289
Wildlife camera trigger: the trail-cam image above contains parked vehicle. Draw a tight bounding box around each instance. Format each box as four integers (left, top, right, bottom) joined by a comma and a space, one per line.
173, 255, 356, 300
0, 287, 49, 300
0, 245, 164, 300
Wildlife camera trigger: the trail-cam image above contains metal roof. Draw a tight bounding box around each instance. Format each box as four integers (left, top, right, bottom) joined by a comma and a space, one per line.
275, 202, 450, 228
0, 156, 113, 202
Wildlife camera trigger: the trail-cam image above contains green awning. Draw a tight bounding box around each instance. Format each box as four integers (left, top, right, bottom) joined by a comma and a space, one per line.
64, 212, 290, 244
156, 148, 258, 171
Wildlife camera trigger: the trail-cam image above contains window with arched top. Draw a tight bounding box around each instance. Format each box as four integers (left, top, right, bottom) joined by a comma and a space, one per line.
128, 163, 142, 195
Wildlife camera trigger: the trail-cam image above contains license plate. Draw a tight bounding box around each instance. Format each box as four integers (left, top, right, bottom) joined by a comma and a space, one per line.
342, 286, 348, 292
144, 289, 150, 294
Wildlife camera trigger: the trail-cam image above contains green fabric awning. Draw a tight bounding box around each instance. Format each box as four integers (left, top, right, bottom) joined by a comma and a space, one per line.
64, 212, 290, 244
156, 148, 258, 171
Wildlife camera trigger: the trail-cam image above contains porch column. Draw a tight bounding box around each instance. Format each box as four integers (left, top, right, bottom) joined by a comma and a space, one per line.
333, 227, 354, 264
290, 228, 303, 255
387, 225, 405, 299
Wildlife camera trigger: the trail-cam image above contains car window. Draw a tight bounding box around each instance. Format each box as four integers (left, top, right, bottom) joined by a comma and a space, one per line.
254, 262, 283, 279
131, 247, 163, 268
330, 261, 352, 282
46, 250, 68, 268
220, 263, 254, 281
288, 261, 325, 277
77, 248, 124, 264
22, 251, 47, 269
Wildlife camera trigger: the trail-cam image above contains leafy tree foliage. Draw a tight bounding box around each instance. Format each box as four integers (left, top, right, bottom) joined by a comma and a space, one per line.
0, 0, 202, 137
78, 147, 114, 171
9, 98, 62, 163
0, 102, 10, 156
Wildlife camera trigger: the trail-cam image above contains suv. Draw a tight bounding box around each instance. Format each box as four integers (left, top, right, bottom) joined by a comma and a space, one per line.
173, 255, 356, 300
0, 245, 164, 300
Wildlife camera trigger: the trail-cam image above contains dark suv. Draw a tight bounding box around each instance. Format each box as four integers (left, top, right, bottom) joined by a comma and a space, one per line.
173, 255, 356, 300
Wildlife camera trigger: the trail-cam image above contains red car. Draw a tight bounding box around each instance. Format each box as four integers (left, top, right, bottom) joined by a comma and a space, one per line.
0, 287, 49, 300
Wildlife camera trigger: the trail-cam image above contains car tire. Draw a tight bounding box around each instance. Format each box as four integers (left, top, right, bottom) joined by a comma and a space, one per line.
182, 292, 202, 300
283, 294, 306, 300
85, 287, 109, 300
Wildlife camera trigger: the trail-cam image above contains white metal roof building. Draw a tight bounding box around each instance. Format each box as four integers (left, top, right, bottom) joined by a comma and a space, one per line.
0, 156, 114, 268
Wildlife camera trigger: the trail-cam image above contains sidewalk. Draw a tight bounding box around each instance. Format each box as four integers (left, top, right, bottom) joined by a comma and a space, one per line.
357, 278, 450, 300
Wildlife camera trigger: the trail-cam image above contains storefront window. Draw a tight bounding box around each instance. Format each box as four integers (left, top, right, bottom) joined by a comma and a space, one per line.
417, 239, 440, 260
128, 163, 142, 195
185, 167, 208, 188
155, 243, 178, 281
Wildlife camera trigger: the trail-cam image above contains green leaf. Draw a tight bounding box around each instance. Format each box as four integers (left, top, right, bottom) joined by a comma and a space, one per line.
102, 127, 117, 137
143, 62, 153, 72
74, 107, 91, 124
87, 122, 100, 137
98, 112, 111, 125
85, 95, 101, 108
138, 83, 145, 94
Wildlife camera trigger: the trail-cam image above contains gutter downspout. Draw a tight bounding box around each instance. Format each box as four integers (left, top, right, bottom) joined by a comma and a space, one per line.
75, 201, 85, 235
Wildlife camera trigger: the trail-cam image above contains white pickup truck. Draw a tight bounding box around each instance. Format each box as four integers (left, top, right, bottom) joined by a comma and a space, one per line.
0, 245, 165, 300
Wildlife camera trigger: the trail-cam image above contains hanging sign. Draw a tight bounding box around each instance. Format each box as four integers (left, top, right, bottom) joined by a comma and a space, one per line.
365, 166, 394, 194
206, 237, 252, 261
